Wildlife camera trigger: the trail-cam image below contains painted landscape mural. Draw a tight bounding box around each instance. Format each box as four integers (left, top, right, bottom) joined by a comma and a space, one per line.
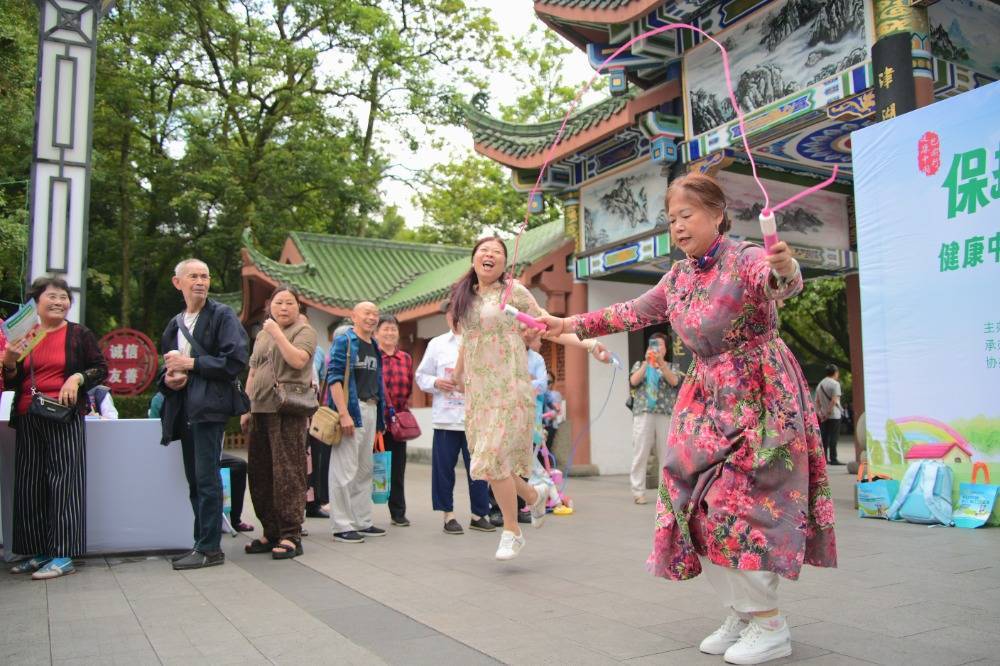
685, 0, 868, 137
928, 0, 1000, 76
580, 163, 668, 252
716, 171, 850, 250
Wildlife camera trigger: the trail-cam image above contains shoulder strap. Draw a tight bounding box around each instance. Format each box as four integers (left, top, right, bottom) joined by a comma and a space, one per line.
176, 313, 208, 357
344, 335, 351, 397
327, 334, 351, 406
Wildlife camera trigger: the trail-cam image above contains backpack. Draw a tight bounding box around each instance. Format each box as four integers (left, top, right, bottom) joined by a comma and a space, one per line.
886, 460, 954, 526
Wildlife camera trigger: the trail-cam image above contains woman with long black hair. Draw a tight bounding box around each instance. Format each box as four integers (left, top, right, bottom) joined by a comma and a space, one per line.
451, 236, 607, 560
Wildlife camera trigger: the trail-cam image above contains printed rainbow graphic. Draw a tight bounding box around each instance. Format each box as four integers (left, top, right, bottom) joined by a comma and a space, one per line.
890, 416, 978, 462
893, 416, 970, 448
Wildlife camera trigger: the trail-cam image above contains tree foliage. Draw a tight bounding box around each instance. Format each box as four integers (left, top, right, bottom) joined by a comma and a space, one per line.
410, 154, 561, 246
0, 2, 37, 311
411, 24, 600, 246
778, 276, 852, 392
6, 0, 503, 336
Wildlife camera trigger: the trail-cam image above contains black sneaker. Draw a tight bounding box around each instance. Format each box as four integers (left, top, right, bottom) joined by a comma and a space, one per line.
333, 531, 365, 543
358, 526, 386, 537
469, 516, 496, 532
305, 506, 330, 519
488, 510, 504, 527
517, 511, 531, 525
172, 550, 224, 570
391, 516, 411, 527
443, 518, 464, 535
169, 549, 195, 563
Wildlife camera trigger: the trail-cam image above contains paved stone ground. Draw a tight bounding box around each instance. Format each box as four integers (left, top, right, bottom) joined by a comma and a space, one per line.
3, 439, 1000, 665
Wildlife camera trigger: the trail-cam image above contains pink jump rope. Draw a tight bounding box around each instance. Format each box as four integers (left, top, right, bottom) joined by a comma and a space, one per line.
494, 23, 840, 490
500, 22, 839, 326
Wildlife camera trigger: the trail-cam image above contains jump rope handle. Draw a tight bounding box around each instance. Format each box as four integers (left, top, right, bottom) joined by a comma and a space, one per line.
759, 211, 779, 253
503, 304, 546, 331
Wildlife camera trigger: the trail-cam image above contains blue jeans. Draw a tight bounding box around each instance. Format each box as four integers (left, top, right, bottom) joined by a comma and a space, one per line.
181, 421, 226, 552
431, 429, 490, 517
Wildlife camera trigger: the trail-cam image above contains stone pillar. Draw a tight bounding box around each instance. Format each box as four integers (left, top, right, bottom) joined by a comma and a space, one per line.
563, 280, 593, 471
28, 0, 107, 322
562, 195, 583, 254
845, 273, 865, 462
872, 0, 933, 119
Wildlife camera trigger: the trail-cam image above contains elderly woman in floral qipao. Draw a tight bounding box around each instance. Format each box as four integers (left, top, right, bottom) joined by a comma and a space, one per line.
539, 174, 836, 666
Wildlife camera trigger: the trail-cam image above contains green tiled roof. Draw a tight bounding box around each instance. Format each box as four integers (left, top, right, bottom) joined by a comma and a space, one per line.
380, 220, 571, 313
462, 89, 638, 159
242, 230, 468, 310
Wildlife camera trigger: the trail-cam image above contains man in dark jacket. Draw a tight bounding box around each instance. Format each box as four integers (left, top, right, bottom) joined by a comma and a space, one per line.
159, 258, 249, 570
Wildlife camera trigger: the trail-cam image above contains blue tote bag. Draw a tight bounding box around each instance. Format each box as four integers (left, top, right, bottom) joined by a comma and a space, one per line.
372, 432, 392, 504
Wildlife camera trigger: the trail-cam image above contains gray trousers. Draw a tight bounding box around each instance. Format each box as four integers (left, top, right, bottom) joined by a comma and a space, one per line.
328, 402, 376, 534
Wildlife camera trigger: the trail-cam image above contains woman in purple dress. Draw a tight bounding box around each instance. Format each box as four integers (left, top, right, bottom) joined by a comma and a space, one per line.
540, 174, 836, 665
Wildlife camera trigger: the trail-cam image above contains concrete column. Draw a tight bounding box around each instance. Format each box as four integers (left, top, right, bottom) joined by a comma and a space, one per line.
845, 273, 865, 461
563, 280, 592, 470
28, 0, 108, 322
871, 0, 933, 120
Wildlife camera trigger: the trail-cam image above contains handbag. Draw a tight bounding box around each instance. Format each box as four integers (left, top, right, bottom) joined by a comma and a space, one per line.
953, 464, 1000, 529
371, 432, 392, 504
855, 463, 898, 519
26, 355, 76, 424
388, 406, 421, 441
176, 314, 251, 416
309, 334, 350, 446
269, 339, 318, 416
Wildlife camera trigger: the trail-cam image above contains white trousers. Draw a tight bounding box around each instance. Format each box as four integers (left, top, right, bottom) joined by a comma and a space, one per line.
328, 402, 376, 534
699, 556, 780, 614
630, 412, 670, 496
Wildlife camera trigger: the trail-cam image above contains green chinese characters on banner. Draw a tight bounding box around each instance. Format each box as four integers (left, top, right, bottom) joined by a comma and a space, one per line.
938, 232, 1000, 271
942, 144, 1000, 219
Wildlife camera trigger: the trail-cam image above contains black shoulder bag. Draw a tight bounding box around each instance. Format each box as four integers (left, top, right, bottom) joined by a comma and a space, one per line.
176, 314, 251, 416
27, 354, 76, 424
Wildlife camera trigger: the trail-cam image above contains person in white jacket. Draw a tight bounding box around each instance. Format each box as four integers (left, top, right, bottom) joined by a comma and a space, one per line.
415, 306, 494, 535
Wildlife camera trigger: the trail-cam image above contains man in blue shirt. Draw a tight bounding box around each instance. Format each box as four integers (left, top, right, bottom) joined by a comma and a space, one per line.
325, 302, 387, 544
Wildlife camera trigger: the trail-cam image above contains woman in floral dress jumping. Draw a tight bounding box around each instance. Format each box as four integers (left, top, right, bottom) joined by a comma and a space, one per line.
540, 174, 837, 665
451, 236, 607, 561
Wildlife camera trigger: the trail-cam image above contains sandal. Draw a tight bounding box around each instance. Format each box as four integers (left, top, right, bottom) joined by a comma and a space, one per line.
244, 538, 272, 554
271, 539, 302, 560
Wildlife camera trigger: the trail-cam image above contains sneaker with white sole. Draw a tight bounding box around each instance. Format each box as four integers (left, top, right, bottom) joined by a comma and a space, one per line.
723, 617, 791, 664
10, 555, 51, 575
31, 557, 75, 580
700, 613, 748, 654
494, 530, 525, 561
529, 484, 547, 528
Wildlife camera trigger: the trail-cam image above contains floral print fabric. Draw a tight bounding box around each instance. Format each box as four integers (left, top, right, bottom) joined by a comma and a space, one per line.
462, 281, 544, 481
571, 238, 837, 581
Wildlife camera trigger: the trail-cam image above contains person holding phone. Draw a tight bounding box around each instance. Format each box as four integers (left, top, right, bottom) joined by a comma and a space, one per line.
628, 332, 682, 504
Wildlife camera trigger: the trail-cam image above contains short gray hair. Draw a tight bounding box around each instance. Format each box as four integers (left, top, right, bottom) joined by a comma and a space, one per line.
174, 258, 209, 277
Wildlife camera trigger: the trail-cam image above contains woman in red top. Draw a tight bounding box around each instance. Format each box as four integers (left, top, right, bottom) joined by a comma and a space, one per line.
375, 314, 414, 527
1, 277, 107, 580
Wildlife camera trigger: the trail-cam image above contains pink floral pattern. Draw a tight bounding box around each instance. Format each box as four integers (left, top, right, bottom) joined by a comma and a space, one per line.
462, 281, 544, 481
572, 238, 836, 581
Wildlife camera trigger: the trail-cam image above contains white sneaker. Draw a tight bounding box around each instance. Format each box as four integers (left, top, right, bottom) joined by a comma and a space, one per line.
724, 617, 791, 664
529, 484, 547, 528
699, 613, 748, 655
494, 530, 525, 561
